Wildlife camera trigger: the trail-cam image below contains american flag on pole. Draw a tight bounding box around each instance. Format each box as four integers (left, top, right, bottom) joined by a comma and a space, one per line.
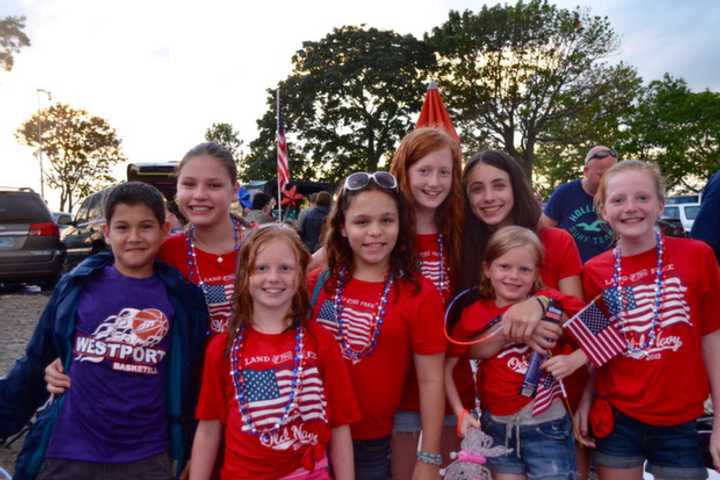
239, 366, 327, 436
532, 373, 564, 416
564, 296, 626, 367
276, 90, 291, 193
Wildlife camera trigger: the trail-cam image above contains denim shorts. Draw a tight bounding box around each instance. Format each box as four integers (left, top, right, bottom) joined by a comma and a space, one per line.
392, 410, 457, 433
594, 408, 708, 479
481, 411, 577, 479
353, 436, 391, 480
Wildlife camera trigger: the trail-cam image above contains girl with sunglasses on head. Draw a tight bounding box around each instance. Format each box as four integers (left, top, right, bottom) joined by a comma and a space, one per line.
190, 225, 360, 480
388, 127, 474, 478
308, 171, 447, 479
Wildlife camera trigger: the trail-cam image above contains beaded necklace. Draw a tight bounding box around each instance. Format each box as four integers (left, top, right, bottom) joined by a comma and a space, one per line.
612, 230, 664, 357
333, 267, 394, 364
185, 216, 241, 288
229, 324, 305, 441
436, 233, 447, 293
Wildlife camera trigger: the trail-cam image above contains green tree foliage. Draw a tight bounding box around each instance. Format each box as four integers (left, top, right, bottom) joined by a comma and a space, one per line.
247, 25, 437, 183
16, 103, 125, 211
427, 0, 637, 178
620, 75, 720, 192
205, 122, 245, 178
0, 15, 30, 71
533, 63, 642, 197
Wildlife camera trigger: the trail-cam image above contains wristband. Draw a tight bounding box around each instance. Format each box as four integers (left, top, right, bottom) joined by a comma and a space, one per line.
456, 408, 469, 438
416, 450, 442, 466
536, 295, 550, 312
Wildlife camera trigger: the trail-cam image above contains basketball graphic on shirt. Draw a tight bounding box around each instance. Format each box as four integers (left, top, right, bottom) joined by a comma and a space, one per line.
88, 307, 170, 347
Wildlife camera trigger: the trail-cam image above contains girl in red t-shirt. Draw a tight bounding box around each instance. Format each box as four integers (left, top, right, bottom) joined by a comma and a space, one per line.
388, 127, 468, 476
190, 225, 360, 480
572, 160, 720, 480
446, 225, 582, 480
159, 142, 252, 334
308, 171, 447, 479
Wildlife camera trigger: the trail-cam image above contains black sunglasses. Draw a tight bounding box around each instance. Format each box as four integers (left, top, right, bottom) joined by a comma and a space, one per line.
586, 148, 618, 163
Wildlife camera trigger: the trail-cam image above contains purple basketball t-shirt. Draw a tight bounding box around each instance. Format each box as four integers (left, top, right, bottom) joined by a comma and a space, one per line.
46, 265, 174, 463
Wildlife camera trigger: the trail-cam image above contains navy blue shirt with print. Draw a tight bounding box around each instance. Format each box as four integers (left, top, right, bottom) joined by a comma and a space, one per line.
45, 265, 174, 464
544, 179, 613, 263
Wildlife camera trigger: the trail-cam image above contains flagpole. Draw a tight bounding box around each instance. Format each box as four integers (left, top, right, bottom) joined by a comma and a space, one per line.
276, 88, 283, 222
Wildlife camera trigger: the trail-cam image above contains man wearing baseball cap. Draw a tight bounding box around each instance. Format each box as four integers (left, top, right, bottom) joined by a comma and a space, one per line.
540, 145, 617, 263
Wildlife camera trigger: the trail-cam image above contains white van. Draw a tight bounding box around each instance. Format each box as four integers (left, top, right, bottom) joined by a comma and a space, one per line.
662, 203, 700, 233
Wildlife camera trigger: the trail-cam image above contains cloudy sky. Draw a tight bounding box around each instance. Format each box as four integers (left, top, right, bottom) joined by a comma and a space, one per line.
1, 0, 718, 211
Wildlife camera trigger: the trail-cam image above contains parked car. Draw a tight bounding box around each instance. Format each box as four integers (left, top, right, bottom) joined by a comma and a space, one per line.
60, 186, 113, 271
662, 203, 700, 233
0, 187, 65, 290
52, 212, 73, 230
657, 217, 686, 238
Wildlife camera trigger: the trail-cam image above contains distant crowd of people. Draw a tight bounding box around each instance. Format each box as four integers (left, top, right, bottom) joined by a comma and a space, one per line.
1, 128, 719, 480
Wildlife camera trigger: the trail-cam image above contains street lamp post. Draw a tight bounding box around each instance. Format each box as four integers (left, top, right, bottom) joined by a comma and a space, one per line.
36, 88, 52, 200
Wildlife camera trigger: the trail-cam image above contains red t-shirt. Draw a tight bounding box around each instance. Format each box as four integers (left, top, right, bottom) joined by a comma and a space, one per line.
583, 236, 720, 426
539, 226, 582, 289
159, 233, 238, 334
195, 325, 361, 479
448, 289, 583, 416
308, 269, 447, 439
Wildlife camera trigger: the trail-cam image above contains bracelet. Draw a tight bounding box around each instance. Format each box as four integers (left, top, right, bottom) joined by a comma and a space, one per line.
416, 450, 442, 466
456, 408, 469, 438
536, 295, 550, 312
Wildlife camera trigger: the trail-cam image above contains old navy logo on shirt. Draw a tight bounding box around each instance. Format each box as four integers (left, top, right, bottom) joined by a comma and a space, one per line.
74, 307, 170, 374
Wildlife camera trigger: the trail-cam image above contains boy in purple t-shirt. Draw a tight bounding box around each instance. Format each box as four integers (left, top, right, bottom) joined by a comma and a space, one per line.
0, 182, 208, 480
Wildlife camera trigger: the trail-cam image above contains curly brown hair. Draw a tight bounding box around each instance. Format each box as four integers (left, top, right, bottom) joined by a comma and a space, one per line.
226, 224, 311, 353
389, 127, 464, 290
323, 178, 420, 293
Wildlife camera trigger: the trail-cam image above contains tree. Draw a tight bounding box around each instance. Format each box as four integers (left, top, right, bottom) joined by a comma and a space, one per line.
205, 122, 245, 177
246, 25, 437, 182
620, 75, 720, 192
16, 103, 125, 211
0, 16, 31, 71
427, 1, 636, 178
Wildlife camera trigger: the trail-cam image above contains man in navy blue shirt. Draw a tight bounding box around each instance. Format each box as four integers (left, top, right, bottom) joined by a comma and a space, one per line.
691, 170, 720, 263
540, 145, 617, 263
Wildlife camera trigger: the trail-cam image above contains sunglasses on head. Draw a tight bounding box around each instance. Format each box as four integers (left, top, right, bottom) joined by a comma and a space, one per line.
587, 148, 618, 162
343, 171, 398, 191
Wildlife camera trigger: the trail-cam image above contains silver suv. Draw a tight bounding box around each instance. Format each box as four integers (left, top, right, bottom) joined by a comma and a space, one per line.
0, 187, 65, 290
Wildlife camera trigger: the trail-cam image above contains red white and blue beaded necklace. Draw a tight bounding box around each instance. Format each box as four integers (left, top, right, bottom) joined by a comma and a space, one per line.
612, 229, 665, 357
333, 266, 394, 364
229, 324, 305, 441
184, 216, 242, 289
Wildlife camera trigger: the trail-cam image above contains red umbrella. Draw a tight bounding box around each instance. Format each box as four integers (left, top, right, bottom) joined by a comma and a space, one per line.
416, 81, 459, 140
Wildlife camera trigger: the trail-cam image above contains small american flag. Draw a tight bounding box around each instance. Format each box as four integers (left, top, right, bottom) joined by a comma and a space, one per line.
532, 373, 563, 416
317, 299, 375, 355
564, 297, 625, 367
241, 366, 326, 434
277, 91, 290, 192
204, 283, 234, 334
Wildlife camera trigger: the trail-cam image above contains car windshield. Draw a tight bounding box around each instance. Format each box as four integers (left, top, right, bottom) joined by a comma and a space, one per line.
662, 206, 680, 220
685, 205, 701, 220
0, 192, 51, 223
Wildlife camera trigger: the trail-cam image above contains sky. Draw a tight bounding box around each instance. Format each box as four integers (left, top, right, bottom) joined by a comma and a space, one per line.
1, 0, 718, 212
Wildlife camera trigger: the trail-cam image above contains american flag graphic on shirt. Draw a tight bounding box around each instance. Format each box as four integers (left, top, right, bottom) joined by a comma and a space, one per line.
204, 283, 234, 333
240, 366, 327, 438
603, 276, 691, 335
317, 299, 375, 357
419, 256, 449, 296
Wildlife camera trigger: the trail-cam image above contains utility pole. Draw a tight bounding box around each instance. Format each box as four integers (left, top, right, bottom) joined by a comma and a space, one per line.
36, 88, 52, 200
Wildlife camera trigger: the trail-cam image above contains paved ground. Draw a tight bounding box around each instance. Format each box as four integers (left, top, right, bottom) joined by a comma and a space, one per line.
0, 285, 51, 475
